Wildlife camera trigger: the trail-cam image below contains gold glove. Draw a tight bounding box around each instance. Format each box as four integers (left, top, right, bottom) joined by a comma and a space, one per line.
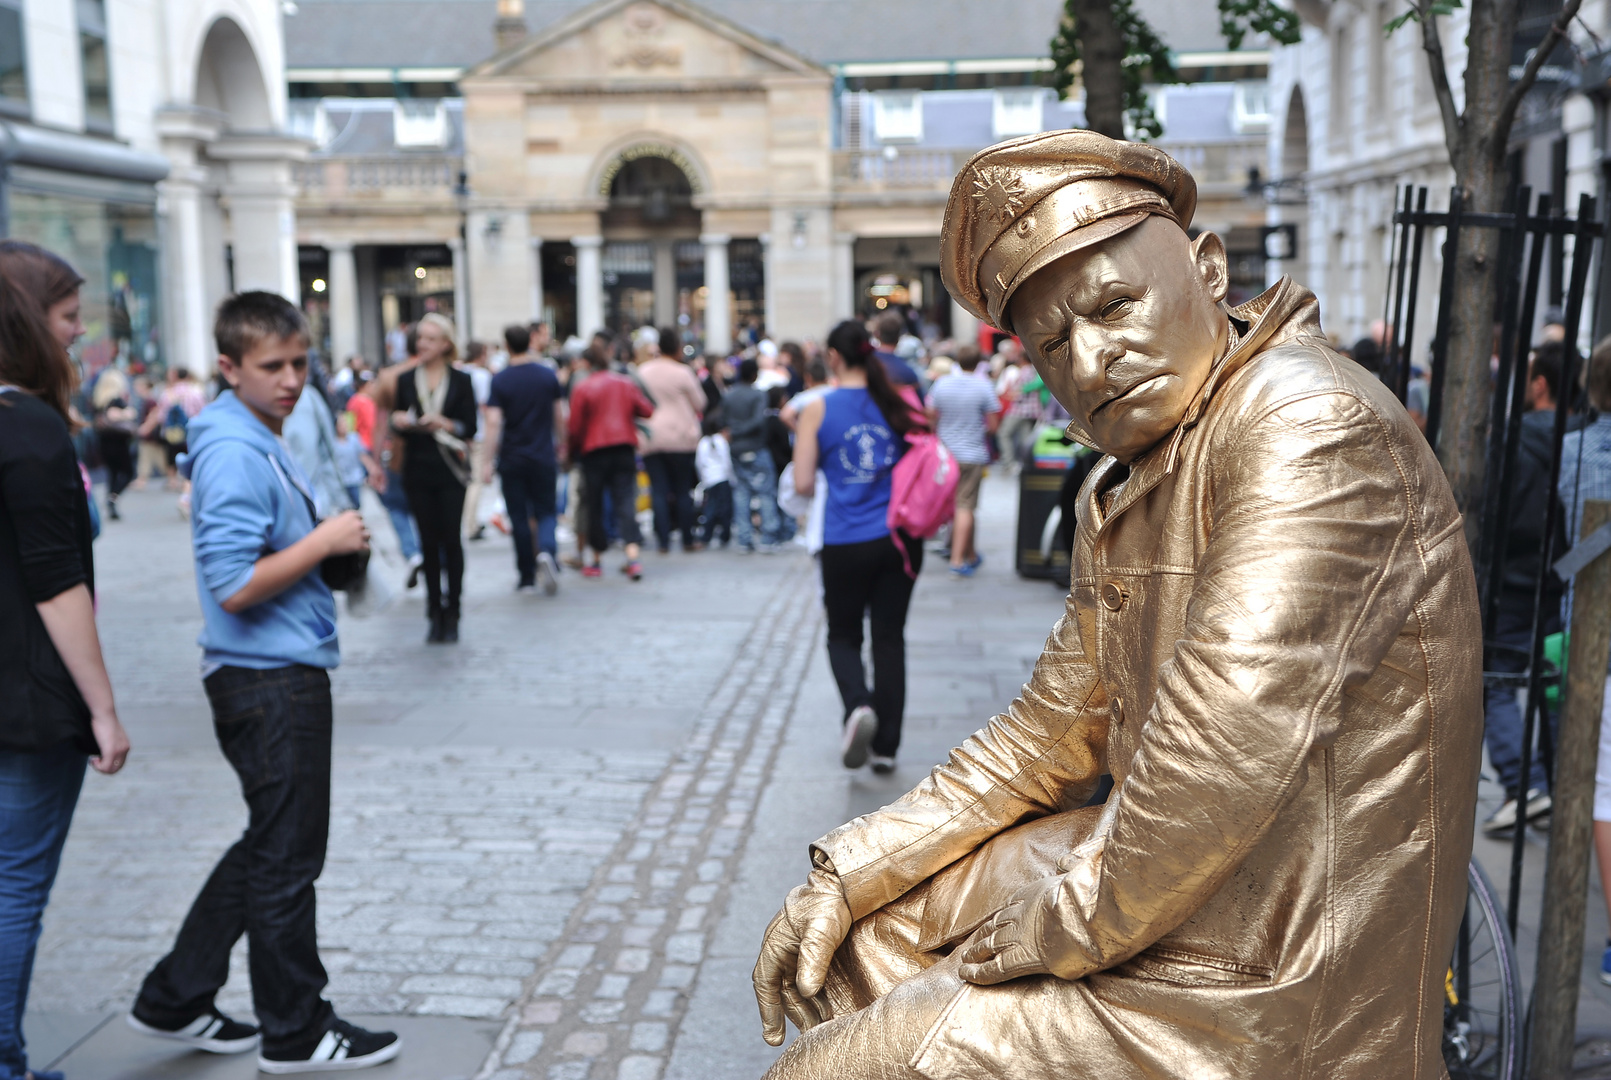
956, 873, 1063, 985
753, 867, 852, 1045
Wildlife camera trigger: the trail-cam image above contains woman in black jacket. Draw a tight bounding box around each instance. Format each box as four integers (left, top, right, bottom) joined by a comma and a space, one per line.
0, 240, 129, 1080
390, 312, 477, 643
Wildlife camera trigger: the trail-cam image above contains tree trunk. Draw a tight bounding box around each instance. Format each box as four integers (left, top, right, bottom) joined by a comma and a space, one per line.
1431, 0, 1517, 542
1438, 158, 1505, 540
1071, 0, 1125, 139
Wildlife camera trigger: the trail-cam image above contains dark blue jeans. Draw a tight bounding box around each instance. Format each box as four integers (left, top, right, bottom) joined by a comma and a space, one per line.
379, 468, 421, 561
501, 459, 558, 586
1484, 601, 1559, 800
731, 447, 781, 549
696, 481, 733, 546
0, 742, 85, 1080
643, 452, 698, 550
136, 665, 334, 1052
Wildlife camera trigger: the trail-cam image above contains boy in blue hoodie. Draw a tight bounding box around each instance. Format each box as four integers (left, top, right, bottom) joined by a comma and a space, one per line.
127, 293, 401, 1073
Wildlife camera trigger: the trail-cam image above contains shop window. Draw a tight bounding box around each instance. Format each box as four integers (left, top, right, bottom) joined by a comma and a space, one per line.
872, 91, 923, 144
78, 0, 112, 132
287, 100, 330, 146
394, 99, 447, 148
1232, 82, 1270, 135
993, 89, 1044, 139
7, 189, 163, 377
0, 0, 28, 117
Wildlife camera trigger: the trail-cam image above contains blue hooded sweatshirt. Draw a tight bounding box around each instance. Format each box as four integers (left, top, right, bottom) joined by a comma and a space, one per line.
179, 390, 340, 670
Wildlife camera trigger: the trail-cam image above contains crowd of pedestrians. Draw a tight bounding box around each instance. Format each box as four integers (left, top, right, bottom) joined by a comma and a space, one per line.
0, 224, 1056, 1075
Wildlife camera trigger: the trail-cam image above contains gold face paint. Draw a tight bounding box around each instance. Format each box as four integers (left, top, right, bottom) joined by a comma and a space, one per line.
1009, 216, 1230, 463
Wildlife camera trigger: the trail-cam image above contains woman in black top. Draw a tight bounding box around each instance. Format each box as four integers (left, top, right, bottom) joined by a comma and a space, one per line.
0, 240, 129, 1080
390, 313, 477, 643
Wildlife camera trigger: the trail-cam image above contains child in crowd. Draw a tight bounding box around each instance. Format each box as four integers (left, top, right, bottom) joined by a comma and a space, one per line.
333, 410, 374, 512
695, 416, 733, 548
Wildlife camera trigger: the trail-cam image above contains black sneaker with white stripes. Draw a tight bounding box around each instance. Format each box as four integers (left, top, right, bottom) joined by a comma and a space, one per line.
259, 1017, 400, 1074
126, 1005, 260, 1053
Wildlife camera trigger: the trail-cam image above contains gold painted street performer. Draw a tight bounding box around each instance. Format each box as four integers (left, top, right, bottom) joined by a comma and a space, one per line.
752, 130, 1482, 1079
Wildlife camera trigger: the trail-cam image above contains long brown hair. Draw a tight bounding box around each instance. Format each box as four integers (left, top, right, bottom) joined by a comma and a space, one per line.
826, 319, 913, 435
0, 241, 85, 423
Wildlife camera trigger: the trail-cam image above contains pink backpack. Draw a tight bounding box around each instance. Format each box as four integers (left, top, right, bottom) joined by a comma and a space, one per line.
887, 432, 958, 578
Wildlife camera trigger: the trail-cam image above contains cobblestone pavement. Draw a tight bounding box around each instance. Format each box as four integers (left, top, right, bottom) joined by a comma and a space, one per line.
33, 479, 829, 1078
59, 466, 1610, 1080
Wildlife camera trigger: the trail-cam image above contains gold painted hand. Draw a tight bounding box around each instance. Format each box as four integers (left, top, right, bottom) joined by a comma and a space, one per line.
752, 868, 851, 1045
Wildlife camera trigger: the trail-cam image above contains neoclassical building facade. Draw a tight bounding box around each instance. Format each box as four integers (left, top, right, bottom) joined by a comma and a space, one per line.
290, 0, 1273, 359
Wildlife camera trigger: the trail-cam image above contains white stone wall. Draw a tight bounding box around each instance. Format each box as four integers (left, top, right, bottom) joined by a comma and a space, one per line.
13, 0, 295, 374
1267, 4, 1462, 348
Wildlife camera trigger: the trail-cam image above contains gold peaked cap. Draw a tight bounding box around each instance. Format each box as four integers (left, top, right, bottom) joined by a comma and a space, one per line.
940, 129, 1196, 335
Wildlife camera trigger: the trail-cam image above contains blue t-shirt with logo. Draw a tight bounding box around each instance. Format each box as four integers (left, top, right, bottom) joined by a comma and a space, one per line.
818, 388, 905, 545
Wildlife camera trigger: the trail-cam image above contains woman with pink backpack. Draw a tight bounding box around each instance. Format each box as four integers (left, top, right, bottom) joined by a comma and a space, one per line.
793, 319, 950, 776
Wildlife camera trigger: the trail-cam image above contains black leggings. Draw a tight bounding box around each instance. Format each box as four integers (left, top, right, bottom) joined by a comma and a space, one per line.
405, 480, 467, 615
101, 431, 135, 498
581, 444, 643, 555
819, 533, 922, 757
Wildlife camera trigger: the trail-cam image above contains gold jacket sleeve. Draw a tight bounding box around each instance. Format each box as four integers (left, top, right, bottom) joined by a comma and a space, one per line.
812, 601, 1110, 921
1031, 385, 1444, 980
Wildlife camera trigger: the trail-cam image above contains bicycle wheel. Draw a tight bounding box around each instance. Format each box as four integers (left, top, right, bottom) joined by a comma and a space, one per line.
1444, 859, 1523, 1080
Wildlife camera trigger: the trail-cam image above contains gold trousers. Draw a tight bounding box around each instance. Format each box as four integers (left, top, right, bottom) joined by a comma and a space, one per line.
765, 812, 1093, 1080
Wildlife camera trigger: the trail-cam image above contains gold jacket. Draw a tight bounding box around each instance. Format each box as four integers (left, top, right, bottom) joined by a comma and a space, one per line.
811, 280, 1483, 1079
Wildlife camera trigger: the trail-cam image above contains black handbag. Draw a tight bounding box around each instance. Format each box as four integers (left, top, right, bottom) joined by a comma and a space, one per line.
320, 549, 370, 592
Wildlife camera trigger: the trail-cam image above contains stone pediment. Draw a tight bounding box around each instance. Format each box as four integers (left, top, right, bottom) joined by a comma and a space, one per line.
467, 0, 826, 85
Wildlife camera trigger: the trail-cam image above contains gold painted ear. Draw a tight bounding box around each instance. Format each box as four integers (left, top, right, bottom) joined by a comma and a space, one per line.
1190, 231, 1230, 305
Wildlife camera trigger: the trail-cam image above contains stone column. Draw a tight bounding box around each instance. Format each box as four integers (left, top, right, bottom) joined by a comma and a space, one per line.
759, 233, 774, 338
950, 297, 979, 350
700, 233, 731, 354
326, 241, 359, 365
652, 238, 676, 328
831, 231, 856, 322
210, 133, 306, 302
530, 237, 545, 322
155, 107, 224, 374
449, 237, 468, 347
573, 235, 604, 336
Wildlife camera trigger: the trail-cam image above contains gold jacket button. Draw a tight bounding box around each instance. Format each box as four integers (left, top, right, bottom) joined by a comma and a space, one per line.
1101, 580, 1128, 611
1110, 697, 1124, 725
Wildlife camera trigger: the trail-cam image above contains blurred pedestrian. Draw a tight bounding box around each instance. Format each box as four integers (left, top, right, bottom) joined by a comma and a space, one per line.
132, 374, 167, 488
0, 240, 130, 1080
486, 324, 564, 595
1562, 342, 1611, 983
722, 358, 783, 553
781, 358, 831, 431
1481, 341, 1573, 835
141, 366, 206, 489
361, 337, 423, 585
926, 343, 999, 576
459, 340, 494, 542
91, 363, 138, 520
638, 326, 705, 553
993, 339, 1038, 466
792, 319, 920, 775
694, 416, 733, 548
567, 344, 652, 580
392, 313, 476, 643
870, 312, 920, 389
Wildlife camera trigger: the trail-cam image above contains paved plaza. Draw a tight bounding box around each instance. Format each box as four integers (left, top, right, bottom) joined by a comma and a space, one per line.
26, 471, 1611, 1078
27, 472, 1067, 1079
